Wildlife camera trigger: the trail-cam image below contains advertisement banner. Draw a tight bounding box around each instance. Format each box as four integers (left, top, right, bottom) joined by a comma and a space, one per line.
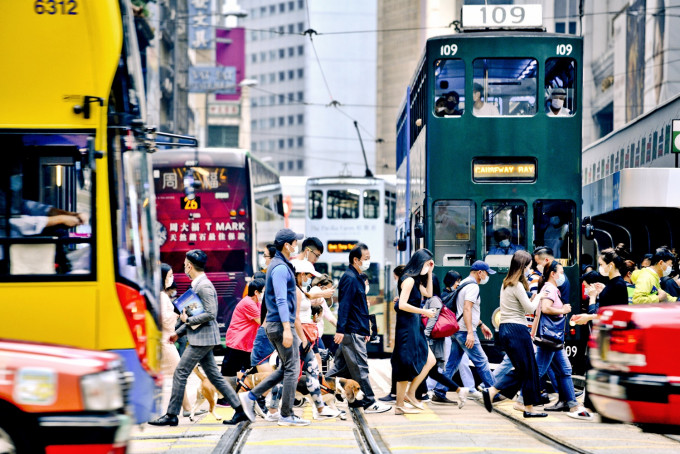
188, 66, 237, 93
188, 0, 213, 49
216, 27, 245, 101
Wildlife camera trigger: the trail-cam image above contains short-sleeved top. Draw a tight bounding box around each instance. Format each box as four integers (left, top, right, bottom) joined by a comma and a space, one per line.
299, 291, 313, 324
599, 276, 629, 307
456, 276, 481, 332
540, 281, 563, 312
225, 296, 261, 352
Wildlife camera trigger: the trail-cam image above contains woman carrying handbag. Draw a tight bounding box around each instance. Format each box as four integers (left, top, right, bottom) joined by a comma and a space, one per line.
533, 260, 593, 421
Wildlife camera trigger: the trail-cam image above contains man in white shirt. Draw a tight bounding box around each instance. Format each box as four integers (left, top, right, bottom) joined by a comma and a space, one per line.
472, 83, 500, 116
546, 88, 571, 116
433, 261, 496, 401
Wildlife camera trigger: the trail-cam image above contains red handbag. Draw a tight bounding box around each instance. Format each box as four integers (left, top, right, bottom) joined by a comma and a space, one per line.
422, 305, 460, 338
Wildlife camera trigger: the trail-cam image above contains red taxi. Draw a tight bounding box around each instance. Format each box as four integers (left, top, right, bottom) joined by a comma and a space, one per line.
587, 303, 680, 429
0, 339, 131, 453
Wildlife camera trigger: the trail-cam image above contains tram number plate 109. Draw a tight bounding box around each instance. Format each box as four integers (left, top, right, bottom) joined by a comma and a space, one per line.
462, 5, 543, 28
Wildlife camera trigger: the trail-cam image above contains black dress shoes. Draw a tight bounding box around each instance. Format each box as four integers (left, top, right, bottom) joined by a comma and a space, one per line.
539, 392, 551, 405
481, 389, 493, 413
545, 401, 570, 412
148, 414, 179, 426
223, 410, 251, 425
523, 411, 548, 418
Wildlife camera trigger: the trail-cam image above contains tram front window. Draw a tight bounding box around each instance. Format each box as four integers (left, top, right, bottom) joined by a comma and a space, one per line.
327, 189, 359, 219
533, 200, 576, 264
433, 59, 465, 117
433, 200, 475, 266
0, 133, 94, 277
363, 190, 379, 219
545, 58, 577, 117
483, 201, 527, 267
473, 58, 537, 116
309, 190, 323, 219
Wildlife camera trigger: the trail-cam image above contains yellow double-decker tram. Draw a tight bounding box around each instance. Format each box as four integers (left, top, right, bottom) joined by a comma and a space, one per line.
0, 1, 168, 422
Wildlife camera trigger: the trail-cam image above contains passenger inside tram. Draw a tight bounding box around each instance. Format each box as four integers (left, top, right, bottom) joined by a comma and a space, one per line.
487, 228, 525, 255
472, 83, 499, 116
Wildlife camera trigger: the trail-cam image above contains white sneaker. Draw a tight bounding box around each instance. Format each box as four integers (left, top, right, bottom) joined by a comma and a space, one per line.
238, 393, 256, 422
468, 390, 483, 400
457, 388, 469, 408
315, 406, 342, 419
254, 401, 266, 418
278, 414, 311, 426
566, 406, 594, 421
265, 411, 281, 422
364, 402, 391, 414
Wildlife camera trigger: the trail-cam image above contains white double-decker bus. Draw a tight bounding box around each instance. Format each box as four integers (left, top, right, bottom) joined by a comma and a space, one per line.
305, 175, 397, 354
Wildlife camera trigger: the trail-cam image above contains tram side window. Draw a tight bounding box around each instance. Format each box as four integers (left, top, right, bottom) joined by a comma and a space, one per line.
309, 190, 323, 219
482, 201, 527, 267
545, 58, 577, 116
433, 59, 465, 117
473, 58, 537, 116
533, 200, 576, 265
363, 190, 379, 219
0, 134, 94, 277
327, 189, 359, 219
384, 191, 396, 225
433, 200, 475, 266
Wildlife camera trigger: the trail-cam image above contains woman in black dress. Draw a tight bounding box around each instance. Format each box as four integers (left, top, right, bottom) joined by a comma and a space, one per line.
392, 249, 437, 415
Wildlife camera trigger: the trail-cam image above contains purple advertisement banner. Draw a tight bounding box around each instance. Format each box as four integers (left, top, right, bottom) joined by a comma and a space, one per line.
216, 27, 245, 101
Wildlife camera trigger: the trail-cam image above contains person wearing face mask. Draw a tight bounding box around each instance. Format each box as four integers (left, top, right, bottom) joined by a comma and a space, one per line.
293, 237, 324, 264
632, 246, 678, 304
435, 91, 463, 117
542, 215, 568, 259
533, 246, 570, 305
238, 228, 315, 427
432, 261, 496, 402
260, 244, 276, 271
326, 243, 392, 414
488, 228, 525, 255
158, 263, 194, 417
150, 250, 248, 427
533, 260, 592, 420
546, 87, 571, 116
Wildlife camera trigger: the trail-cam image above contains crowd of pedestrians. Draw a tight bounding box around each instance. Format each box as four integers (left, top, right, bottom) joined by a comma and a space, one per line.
149, 224, 680, 428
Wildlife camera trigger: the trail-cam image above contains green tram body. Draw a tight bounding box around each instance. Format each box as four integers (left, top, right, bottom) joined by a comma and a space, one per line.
396, 32, 587, 373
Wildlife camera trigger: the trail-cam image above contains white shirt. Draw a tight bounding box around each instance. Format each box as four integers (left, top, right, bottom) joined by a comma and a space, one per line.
473, 102, 500, 116
547, 107, 571, 116
456, 276, 481, 332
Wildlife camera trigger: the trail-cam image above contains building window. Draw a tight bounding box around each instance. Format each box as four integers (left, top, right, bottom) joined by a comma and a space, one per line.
298, 45, 304, 55
288, 161, 294, 170
278, 117, 285, 126
278, 162, 284, 171
288, 47, 295, 57
289, 1, 295, 11
251, 54, 257, 63
279, 71, 285, 81
207, 125, 239, 148
279, 139, 285, 149
269, 73, 276, 83
269, 95, 276, 105
279, 94, 285, 104
297, 68, 304, 78
269, 5, 276, 14
297, 137, 304, 147
279, 48, 285, 59
269, 118, 276, 128
297, 159, 304, 170
298, 0, 304, 9
260, 51, 266, 61
298, 22, 304, 33
278, 25, 284, 34
260, 6, 266, 15
269, 50, 276, 60
279, 3, 285, 13
288, 70, 294, 80
251, 120, 257, 130
251, 142, 257, 151
297, 114, 304, 124
288, 24, 295, 34
287, 138, 294, 148
297, 92, 303, 101
288, 115, 294, 125
554, 0, 578, 35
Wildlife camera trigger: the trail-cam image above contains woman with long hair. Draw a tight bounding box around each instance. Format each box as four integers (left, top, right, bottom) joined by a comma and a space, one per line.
480, 251, 546, 417
392, 249, 437, 414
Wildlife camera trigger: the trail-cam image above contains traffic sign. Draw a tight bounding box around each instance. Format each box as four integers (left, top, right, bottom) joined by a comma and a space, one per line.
673, 119, 680, 153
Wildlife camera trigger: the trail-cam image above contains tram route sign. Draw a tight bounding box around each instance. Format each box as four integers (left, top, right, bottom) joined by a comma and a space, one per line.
672, 119, 680, 153
462, 4, 543, 29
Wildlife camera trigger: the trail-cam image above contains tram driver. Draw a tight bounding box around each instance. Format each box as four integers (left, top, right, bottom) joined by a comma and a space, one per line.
546, 88, 571, 116
487, 228, 524, 255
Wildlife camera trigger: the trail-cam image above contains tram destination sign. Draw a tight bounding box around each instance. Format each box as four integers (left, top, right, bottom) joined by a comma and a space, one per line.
462, 5, 543, 29
473, 158, 537, 183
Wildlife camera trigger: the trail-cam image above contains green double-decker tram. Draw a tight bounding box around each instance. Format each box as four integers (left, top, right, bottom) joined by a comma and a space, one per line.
396, 25, 586, 371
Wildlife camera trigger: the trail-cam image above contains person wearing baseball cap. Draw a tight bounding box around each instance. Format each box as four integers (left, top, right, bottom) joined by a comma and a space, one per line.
237, 228, 313, 427
547, 87, 571, 116
432, 260, 497, 403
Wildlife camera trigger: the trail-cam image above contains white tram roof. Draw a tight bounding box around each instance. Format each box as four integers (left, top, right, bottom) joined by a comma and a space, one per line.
306, 174, 396, 188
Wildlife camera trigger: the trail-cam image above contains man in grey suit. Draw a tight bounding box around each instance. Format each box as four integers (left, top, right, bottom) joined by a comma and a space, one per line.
149, 249, 249, 426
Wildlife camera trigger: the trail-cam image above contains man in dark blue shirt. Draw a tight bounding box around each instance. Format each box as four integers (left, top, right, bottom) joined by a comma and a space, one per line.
327, 243, 391, 413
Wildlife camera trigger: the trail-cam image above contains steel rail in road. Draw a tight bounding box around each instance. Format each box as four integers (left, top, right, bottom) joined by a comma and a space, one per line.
213, 421, 251, 454
350, 407, 388, 454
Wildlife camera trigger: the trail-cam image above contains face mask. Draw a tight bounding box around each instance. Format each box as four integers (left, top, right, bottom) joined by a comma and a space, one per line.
555, 273, 566, 287
259, 256, 267, 269
169, 289, 177, 298
599, 265, 608, 276
303, 278, 312, 287
550, 216, 561, 227
479, 273, 489, 285
663, 264, 673, 277
360, 259, 370, 271
165, 275, 174, 289
446, 99, 458, 110
551, 98, 564, 109
289, 244, 299, 255
499, 239, 510, 248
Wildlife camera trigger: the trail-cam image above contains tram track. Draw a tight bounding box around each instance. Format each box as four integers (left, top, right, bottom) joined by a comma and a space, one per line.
212, 408, 386, 454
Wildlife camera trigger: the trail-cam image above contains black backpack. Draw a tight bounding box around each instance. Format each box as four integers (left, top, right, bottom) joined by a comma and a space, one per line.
441, 281, 475, 321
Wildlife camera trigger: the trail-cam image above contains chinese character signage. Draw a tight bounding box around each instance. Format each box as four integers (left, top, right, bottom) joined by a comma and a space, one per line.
188, 0, 213, 49
216, 27, 245, 101
188, 66, 237, 93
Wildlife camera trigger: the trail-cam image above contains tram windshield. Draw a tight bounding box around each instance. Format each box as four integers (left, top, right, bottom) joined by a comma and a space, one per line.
483, 201, 528, 267
533, 200, 576, 265
327, 189, 360, 219
473, 58, 537, 116
433, 200, 475, 266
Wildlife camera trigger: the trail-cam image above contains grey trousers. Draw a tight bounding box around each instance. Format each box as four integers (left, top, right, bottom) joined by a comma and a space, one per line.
167, 344, 240, 416
250, 322, 301, 417
327, 333, 375, 404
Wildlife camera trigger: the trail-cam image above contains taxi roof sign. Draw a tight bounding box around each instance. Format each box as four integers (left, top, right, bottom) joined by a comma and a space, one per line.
462, 4, 543, 29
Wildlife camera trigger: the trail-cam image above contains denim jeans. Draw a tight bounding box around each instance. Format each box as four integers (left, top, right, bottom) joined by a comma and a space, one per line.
535, 346, 577, 408
493, 354, 514, 382
434, 331, 495, 397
